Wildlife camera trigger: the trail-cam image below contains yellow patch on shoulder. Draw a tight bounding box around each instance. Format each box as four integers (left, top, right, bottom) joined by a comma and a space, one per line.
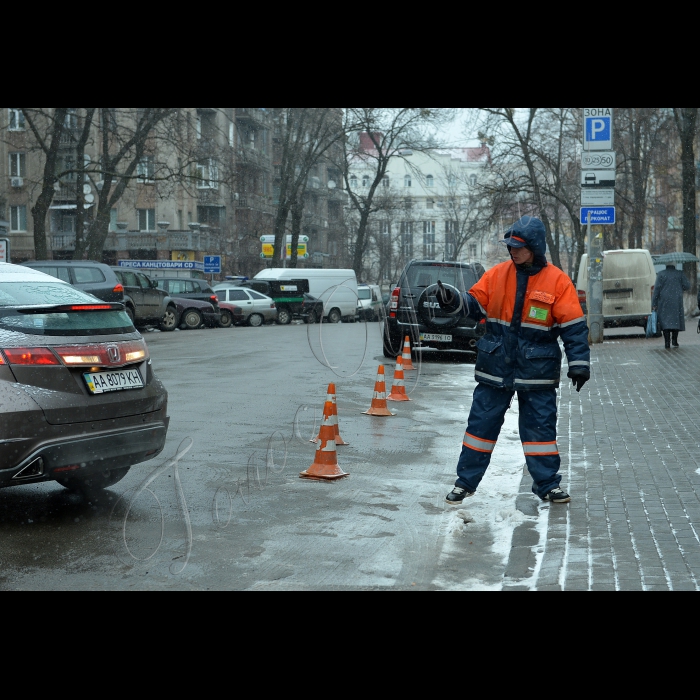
530, 290, 555, 304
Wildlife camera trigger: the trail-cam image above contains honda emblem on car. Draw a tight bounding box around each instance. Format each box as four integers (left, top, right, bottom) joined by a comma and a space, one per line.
107, 346, 121, 364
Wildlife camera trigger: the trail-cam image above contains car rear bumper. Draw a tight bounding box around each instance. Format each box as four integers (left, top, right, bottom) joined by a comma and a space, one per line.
0, 413, 169, 488
387, 318, 484, 350
203, 310, 222, 326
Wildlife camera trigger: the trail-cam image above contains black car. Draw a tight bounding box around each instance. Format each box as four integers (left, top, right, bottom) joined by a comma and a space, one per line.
300, 293, 324, 324
155, 277, 218, 305
111, 268, 172, 329
21, 260, 125, 304
383, 260, 486, 357
154, 277, 221, 325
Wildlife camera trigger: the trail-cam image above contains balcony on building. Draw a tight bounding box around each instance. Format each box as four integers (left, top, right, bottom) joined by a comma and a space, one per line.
235, 108, 271, 128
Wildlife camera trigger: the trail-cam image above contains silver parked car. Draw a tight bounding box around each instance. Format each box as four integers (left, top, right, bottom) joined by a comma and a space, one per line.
213, 286, 277, 327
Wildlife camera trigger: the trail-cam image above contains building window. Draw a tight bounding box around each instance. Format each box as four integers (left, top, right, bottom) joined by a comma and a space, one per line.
426, 175, 434, 187
362, 175, 370, 187
423, 221, 436, 258
379, 221, 391, 235
445, 234, 457, 260
64, 108, 78, 130
109, 209, 118, 231
469, 174, 477, 187
400, 222, 414, 259
382, 176, 390, 188
350, 175, 358, 189
10, 205, 28, 232
468, 242, 477, 258
426, 199, 434, 210
10, 152, 26, 178
196, 159, 219, 189
404, 175, 412, 188
8, 109, 25, 131
138, 209, 156, 231
137, 156, 155, 183
229, 122, 235, 147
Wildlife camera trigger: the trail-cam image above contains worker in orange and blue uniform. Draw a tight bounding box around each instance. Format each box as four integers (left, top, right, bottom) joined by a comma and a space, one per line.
439, 216, 590, 505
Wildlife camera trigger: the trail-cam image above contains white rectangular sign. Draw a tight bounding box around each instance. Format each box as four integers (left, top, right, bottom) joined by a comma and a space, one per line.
582, 151, 616, 170
581, 170, 616, 187
0, 238, 9, 263
583, 108, 613, 151
581, 189, 615, 206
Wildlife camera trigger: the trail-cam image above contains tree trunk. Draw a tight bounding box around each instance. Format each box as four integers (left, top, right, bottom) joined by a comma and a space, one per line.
674, 108, 698, 295
352, 209, 372, 276
289, 198, 304, 268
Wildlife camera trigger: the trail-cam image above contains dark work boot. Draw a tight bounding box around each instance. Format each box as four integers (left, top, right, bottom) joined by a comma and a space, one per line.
663, 330, 671, 349
672, 331, 679, 348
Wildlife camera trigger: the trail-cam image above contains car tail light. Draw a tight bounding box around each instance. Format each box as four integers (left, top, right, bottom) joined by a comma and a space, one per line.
577, 290, 586, 305
479, 318, 486, 325
210, 295, 218, 303
389, 288, 400, 318
2, 347, 60, 365
53, 340, 150, 368
113, 283, 124, 294
271, 303, 276, 308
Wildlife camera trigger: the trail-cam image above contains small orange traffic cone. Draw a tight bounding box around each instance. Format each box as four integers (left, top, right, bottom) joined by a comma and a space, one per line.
387, 356, 411, 401
362, 365, 396, 416
300, 400, 349, 481
311, 383, 349, 445
402, 336, 417, 371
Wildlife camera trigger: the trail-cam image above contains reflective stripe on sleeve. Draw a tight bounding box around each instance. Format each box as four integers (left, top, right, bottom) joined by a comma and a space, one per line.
521, 321, 553, 331
487, 317, 511, 327
568, 360, 590, 368
463, 432, 497, 453
556, 316, 586, 329
523, 441, 559, 456
514, 378, 558, 386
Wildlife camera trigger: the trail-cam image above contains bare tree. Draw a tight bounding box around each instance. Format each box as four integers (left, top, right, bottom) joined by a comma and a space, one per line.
341, 108, 452, 276
271, 108, 345, 265
673, 107, 698, 294
20, 108, 69, 259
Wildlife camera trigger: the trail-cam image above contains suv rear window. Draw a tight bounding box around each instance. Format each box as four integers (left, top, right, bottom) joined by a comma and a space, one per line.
403, 264, 478, 290
0, 282, 131, 336
73, 267, 106, 284
25, 265, 72, 284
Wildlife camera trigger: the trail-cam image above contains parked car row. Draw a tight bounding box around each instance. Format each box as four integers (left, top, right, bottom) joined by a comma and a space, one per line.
19, 262, 376, 331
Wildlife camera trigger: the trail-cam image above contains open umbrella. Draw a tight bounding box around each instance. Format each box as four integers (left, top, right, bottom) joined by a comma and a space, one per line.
651, 252, 700, 265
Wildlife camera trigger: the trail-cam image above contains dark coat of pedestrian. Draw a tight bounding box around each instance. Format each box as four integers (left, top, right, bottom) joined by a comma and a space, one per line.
652, 265, 690, 348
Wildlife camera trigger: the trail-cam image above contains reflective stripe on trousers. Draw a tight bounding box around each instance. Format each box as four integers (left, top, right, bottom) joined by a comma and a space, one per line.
455, 383, 562, 499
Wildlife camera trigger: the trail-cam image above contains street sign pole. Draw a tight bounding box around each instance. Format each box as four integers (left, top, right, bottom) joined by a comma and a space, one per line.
587, 212, 604, 344
582, 107, 615, 345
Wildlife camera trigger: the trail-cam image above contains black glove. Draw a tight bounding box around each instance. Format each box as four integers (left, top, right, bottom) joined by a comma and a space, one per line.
436, 280, 456, 310
567, 370, 589, 393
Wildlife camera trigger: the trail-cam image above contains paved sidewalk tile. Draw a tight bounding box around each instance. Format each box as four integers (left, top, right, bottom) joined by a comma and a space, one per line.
516, 329, 700, 591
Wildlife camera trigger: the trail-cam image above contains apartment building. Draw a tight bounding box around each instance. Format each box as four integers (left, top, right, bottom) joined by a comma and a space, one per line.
0, 108, 276, 277
347, 140, 495, 284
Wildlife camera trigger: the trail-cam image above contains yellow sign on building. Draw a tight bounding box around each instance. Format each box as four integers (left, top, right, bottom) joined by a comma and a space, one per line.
260, 242, 309, 260
172, 251, 195, 262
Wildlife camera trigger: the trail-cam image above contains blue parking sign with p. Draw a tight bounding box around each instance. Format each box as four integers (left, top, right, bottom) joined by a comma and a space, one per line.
586, 116, 611, 143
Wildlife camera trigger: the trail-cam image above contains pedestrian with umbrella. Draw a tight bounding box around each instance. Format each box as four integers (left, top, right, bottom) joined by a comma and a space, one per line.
651, 255, 691, 349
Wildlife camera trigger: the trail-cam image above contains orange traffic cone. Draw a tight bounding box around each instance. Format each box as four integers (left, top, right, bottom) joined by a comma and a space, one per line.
311, 383, 349, 445
300, 400, 349, 481
362, 365, 396, 416
402, 336, 417, 371
387, 356, 411, 401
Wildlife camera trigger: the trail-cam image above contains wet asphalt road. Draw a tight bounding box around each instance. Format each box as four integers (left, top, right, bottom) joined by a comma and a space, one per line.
0, 320, 505, 591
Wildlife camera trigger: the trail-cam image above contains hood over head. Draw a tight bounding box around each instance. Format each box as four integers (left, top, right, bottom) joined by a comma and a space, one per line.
502, 216, 548, 271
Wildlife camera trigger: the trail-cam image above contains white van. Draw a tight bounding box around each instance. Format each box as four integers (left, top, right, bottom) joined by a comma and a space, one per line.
357, 283, 382, 321
576, 249, 656, 328
254, 268, 358, 323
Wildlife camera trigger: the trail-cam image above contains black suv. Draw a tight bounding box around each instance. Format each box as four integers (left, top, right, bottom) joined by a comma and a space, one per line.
21, 260, 125, 304
384, 260, 486, 358
241, 279, 310, 325
111, 268, 172, 329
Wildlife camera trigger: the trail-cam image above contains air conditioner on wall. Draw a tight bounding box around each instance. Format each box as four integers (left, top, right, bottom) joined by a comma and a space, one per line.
11, 177, 23, 188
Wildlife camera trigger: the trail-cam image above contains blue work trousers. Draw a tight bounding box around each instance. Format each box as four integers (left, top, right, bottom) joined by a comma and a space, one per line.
455, 383, 561, 498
